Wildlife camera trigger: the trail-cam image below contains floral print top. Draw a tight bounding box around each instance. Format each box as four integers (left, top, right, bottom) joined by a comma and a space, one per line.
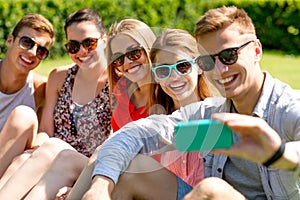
53, 64, 111, 157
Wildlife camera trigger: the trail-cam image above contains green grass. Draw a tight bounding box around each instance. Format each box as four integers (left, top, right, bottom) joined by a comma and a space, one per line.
260, 52, 300, 89
35, 55, 73, 76
35, 51, 300, 89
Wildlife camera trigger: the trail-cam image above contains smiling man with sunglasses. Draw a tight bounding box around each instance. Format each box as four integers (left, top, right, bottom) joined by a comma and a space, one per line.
84, 5, 300, 200
0, 13, 55, 179
183, 6, 300, 199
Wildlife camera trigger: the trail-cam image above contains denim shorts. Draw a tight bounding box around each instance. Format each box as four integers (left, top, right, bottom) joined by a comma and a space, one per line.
176, 176, 192, 200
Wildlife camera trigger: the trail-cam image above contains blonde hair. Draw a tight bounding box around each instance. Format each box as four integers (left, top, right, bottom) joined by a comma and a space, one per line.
195, 6, 255, 40
106, 18, 156, 109
149, 29, 211, 115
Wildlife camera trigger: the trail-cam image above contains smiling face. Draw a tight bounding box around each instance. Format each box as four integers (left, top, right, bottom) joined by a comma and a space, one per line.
6, 27, 52, 74
197, 24, 263, 102
154, 50, 200, 108
109, 34, 151, 84
66, 21, 105, 69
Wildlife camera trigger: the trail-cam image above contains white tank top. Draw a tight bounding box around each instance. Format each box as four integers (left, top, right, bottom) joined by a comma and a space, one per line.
0, 71, 36, 130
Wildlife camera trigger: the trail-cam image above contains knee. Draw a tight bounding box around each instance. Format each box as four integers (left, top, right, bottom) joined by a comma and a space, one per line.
196, 177, 226, 195
55, 149, 88, 170
7, 105, 38, 132
10, 105, 37, 126
118, 154, 165, 185
30, 138, 73, 161
126, 154, 163, 173
51, 150, 88, 180
185, 177, 241, 200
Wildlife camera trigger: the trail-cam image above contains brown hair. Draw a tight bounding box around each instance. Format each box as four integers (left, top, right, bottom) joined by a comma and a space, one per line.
12, 13, 55, 45
149, 29, 211, 115
64, 8, 106, 38
195, 6, 255, 40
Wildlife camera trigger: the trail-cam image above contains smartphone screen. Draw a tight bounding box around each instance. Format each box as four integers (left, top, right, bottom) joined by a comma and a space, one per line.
175, 119, 233, 151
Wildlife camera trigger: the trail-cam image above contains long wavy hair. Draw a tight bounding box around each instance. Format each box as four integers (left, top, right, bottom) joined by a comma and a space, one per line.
149, 28, 211, 115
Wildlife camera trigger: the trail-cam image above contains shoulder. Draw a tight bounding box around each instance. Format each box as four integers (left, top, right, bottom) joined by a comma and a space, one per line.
48, 64, 72, 80
47, 64, 73, 87
272, 77, 300, 105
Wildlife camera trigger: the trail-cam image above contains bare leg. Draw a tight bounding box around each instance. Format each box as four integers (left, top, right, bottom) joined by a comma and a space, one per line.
0, 106, 38, 178
183, 177, 246, 200
66, 145, 99, 199
0, 138, 74, 199
66, 161, 95, 200
0, 152, 31, 189
112, 154, 178, 200
25, 149, 88, 200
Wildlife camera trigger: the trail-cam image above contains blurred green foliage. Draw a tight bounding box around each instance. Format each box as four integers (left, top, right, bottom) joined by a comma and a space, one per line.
0, 0, 299, 59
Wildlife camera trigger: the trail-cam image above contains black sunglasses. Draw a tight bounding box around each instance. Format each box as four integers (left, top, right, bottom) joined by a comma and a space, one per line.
17, 35, 49, 60
152, 59, 194, 80
65, 37, 100, 54
195, 41, 254, 71
110, 46, 144, 68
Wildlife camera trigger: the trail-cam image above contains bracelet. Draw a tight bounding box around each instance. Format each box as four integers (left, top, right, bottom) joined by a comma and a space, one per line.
263, 142, 285, 167
294, 149, 300, 178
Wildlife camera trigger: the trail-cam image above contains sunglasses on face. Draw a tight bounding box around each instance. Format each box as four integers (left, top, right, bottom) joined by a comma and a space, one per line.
195, 40, 254, 71
152, 59, 194, 80
111, 46, 144, 68
17, 35, 49, 60
65, 37, 100, 54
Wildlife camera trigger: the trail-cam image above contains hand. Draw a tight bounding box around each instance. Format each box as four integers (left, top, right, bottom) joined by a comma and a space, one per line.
23, 148, 37, 154
55, 186, 71, 200
211, 113, 282, 164
32, 131, 50, 147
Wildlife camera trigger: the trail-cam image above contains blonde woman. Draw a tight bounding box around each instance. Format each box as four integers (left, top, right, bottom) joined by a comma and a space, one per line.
107, 18, 156, 131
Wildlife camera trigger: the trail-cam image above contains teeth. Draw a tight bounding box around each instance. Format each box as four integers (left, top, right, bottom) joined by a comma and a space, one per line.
170, 82, 185, 88
80, 56, 92, 62
21, 56, 32, 64
127, 66, 139, 74
170, 82, 186, 91
219, 76, 234, 84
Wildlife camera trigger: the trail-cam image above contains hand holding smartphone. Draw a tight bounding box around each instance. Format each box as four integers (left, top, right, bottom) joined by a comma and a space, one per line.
175, 119, 233, 152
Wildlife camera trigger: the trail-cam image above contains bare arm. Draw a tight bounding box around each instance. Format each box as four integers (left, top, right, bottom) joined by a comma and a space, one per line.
82, 175, 114, 200
33, 72, 47, 122
38, 66, 69, 137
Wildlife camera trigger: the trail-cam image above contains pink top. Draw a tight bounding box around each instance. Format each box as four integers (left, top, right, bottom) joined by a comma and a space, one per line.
112, 78, 203, 186
160, 151, 204, 187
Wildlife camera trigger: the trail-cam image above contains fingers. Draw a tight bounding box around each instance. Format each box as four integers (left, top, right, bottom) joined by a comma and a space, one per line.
212, 113, 260, 127
210, 113, 282, 164
55, 186, 71, 200
212, 113, 269, 136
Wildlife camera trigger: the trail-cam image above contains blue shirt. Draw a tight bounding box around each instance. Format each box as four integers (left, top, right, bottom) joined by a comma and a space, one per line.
93, 72, 300, 199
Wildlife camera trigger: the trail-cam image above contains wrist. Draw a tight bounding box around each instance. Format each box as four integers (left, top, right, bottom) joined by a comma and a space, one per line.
294, 150, 300, 177
268, 142, 299, 171
263, 142, 285, 167
92, 175, 115, 193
